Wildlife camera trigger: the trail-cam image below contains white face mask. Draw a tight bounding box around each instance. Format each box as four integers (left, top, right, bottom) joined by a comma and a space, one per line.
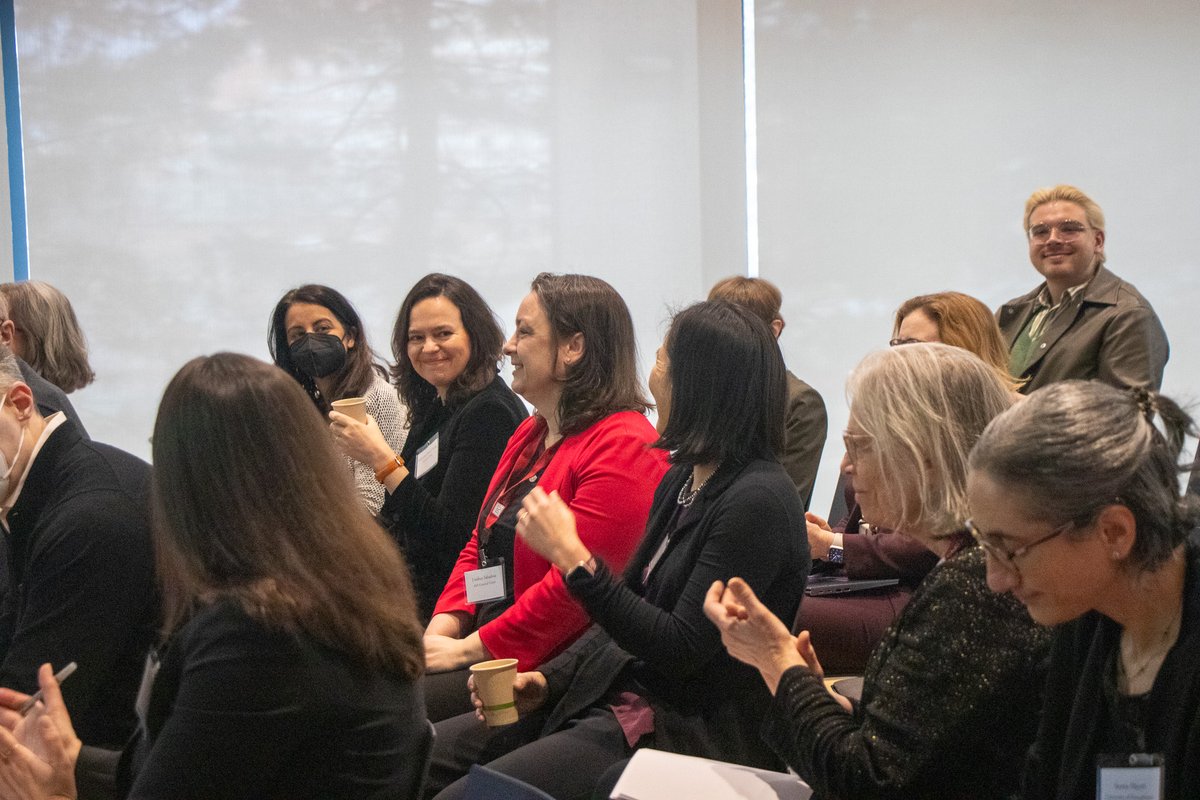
0, 424, 26, 501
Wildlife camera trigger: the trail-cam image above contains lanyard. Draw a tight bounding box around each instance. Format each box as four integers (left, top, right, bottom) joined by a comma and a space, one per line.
476, 435, 561, 548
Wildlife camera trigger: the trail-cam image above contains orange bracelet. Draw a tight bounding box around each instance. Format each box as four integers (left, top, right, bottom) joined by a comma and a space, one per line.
374, 455, 405, 484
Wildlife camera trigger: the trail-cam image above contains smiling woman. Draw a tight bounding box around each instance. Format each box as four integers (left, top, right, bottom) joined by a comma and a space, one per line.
415, 273, 668, 723
269, 284, 409, 516
331, 274, 527, 621
968, 380, 1200, 799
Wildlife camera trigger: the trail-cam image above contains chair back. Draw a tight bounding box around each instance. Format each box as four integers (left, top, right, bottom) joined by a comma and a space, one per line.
404, 720, 436, 799
463, 764, 556, 800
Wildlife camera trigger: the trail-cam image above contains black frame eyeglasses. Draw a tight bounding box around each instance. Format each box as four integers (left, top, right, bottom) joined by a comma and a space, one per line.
964, 517, 1075, 574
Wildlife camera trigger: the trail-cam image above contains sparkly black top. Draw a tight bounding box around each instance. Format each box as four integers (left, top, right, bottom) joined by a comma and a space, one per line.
762, 542, 1051, 799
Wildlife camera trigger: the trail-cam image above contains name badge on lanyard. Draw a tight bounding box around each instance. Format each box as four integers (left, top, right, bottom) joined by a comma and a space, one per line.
414, 433, 439, 479
464, 561, 507, 604
1097, 753, 1164, 800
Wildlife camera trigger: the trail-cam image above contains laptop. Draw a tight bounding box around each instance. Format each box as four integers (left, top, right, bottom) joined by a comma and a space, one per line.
804, 575, 900, 596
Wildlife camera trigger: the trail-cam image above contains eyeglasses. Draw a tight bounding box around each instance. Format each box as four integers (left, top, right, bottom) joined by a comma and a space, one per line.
888, 337, 923, 347
842, 430, 873, 463
964, 517, 1074, 575
1028, 220, 1090, 242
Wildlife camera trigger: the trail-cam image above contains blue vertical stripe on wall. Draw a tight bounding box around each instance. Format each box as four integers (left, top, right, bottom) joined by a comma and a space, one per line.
0, 0, 28, 281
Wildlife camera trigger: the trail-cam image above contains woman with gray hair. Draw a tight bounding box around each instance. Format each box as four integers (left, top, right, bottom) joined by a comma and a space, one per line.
0, 281, 95, 393
704, 343, 1050, 800
967, 381, 1200, 799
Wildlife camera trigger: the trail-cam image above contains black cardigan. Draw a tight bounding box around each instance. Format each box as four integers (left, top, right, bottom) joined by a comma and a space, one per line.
539, 458, 811, 769
1021, 537, 1200, 800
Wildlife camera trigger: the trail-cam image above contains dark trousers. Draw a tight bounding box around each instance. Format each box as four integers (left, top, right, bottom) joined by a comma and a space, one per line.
422, 668, 476, 723
428, 705, 631, 800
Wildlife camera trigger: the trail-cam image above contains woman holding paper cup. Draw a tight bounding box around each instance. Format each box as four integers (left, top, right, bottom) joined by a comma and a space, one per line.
0, 353, 427, 798
414, 273, 668, 722
269, 283, 408, 515
703, 344, 1051, 800
425, 300, 810, 799
331, 274, 527, 622
967, 382, 1200, 799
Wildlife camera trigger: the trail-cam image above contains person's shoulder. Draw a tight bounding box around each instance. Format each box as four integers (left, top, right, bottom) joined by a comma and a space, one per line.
459, 375, 526, 418
364, 371, 400, 404
576, 409, 657, 442
43, 424, 150, 502
1092, 266, 1161, 313
175, 599, 300, 659
719, 460, 804, 516
999, 282, 1044, 309
930, 545, 1045, 629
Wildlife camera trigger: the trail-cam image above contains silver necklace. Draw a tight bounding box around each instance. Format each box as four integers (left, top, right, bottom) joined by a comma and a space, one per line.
676, 467, 717, 507
1118, 606, 1182, 690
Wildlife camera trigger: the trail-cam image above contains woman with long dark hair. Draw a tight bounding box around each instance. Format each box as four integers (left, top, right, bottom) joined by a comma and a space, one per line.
332, 274, 527, 620
269, 284, 407, 514
425, 300, 810, 799
0, 353, 427, 798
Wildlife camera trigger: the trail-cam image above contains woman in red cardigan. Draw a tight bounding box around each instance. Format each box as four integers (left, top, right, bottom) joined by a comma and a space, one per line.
421, 273, 669, 720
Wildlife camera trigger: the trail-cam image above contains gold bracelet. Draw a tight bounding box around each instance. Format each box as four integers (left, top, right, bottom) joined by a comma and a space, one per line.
374, 455, 405, 484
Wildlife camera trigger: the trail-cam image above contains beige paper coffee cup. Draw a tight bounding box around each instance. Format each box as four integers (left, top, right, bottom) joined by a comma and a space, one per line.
470, 658, 519, 726
331, 397, 368, 424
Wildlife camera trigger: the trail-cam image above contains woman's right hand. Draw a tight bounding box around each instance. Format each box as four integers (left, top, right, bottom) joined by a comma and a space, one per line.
329, 410, 394, 471
0, 664, 81, 800
704, 578, 807, 695
468, 671, 548, 723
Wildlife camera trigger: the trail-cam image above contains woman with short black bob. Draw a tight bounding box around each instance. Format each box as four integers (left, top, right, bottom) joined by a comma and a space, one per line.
333, 274, 526, 620
269, 284, 407, 515
425, 300, 810, 799
0, 354, 426, 799
967, 381, 1200, 799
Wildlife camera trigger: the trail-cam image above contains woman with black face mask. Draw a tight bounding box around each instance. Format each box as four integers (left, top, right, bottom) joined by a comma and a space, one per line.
269, 284, 408, 515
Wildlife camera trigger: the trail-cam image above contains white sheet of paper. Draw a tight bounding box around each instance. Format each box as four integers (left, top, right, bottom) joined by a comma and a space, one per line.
610, 749, 812, 800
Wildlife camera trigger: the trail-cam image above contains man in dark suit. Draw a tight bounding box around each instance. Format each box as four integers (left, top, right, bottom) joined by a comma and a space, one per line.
997, 184, 1168, 393
0, 345, 156, 748
708, 276, 827, 509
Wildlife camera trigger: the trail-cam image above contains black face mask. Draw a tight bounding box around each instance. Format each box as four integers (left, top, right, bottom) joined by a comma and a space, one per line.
289, 333, 348, 379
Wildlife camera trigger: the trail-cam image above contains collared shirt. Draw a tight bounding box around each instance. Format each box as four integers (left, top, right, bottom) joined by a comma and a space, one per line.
2, 412, 67, 524
1026, 279, 1090, 341
1009, 277, 1092, 377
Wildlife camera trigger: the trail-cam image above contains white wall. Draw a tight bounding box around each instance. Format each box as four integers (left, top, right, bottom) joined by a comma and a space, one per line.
755, 0, 1200, 514
9, 1, 1198, 510
14, 0, 745, 458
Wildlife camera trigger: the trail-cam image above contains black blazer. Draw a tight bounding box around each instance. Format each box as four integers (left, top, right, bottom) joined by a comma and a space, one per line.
0, 420, 155, 747
540, 458, 810, 769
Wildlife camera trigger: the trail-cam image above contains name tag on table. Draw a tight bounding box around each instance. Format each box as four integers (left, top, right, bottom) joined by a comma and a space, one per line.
415, 434, 439, 479
464, 563, 507, 604
1097, 754, 1164, 800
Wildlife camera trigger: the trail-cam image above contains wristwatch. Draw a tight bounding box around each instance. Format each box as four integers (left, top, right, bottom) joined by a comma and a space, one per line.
826, 544, 844, 564
565, 556, 598, 583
